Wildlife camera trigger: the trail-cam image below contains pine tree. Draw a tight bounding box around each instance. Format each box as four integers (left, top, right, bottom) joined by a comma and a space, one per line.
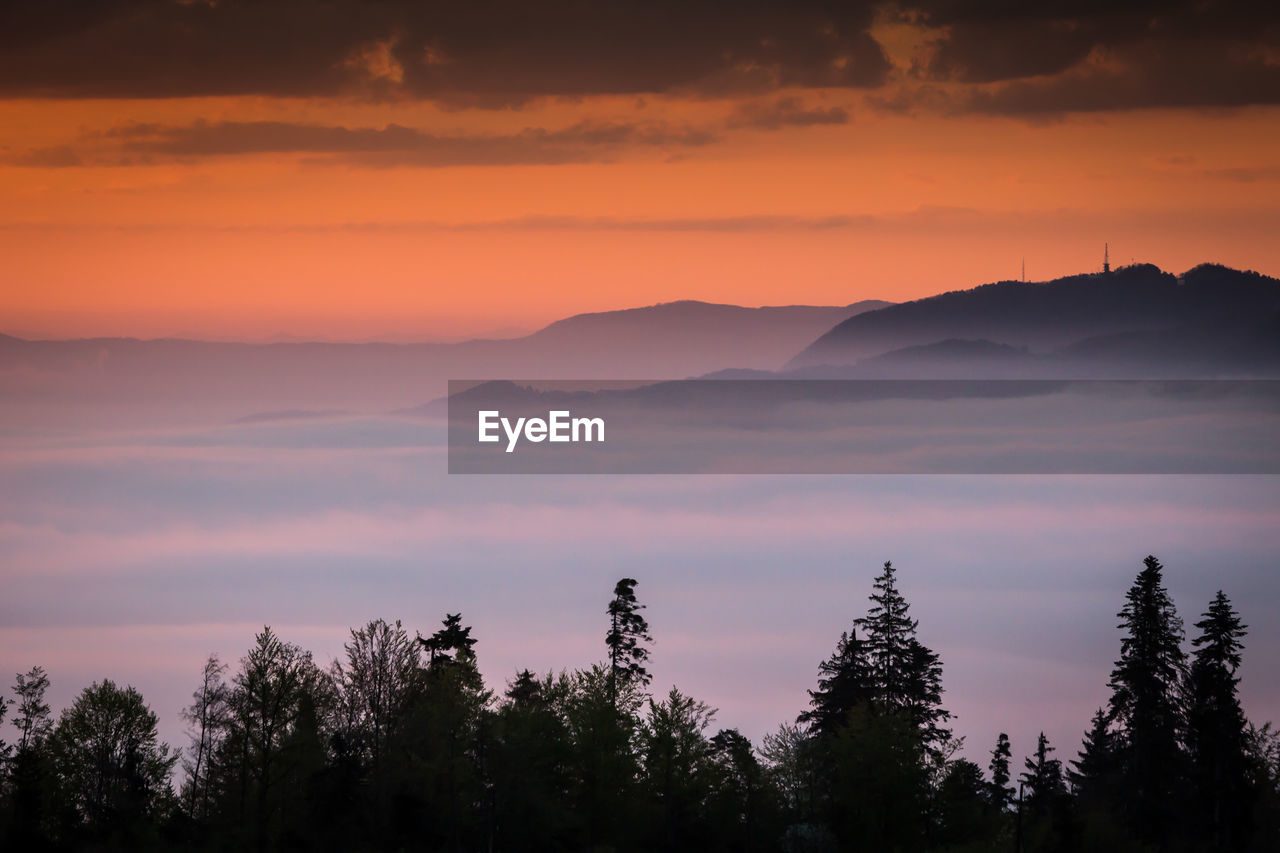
505, 669, 545, 709
1186, 590, 1250, 850
420, 613, 477, 669
606, 578, 653, 705
855, 561, 917, 713
1107, 555, 1189, 844
1069, 708, 1118, 795
798, 628, 874, 737
1068, 707, 1130, 849
405, 614, 490, 851
853, 561, 951, 750
902, 638, 950, 749
988, 732, 1014, 812
1020, 732, 1067, 816
489, 670, 571, 852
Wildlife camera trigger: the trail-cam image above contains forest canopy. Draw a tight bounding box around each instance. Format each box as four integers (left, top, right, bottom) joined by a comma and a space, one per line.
1, 558, 1277, 852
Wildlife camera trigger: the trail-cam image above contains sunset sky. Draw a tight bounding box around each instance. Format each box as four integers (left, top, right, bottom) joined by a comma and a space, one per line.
3, 1, 1280, 340
4, 2, 1280, 778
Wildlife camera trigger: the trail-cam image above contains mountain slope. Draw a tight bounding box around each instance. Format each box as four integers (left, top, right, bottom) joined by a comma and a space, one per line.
789, 264, 1280, 368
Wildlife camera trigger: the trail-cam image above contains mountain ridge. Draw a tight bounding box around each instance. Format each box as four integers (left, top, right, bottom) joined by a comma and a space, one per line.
788, 262, 1280, 369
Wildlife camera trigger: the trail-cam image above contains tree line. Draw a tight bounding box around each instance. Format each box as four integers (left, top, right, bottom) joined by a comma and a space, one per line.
1, 560, 1278, 852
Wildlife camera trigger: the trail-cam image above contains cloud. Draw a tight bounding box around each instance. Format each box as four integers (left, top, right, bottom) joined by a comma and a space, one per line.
727, 96, 850, 130
2, 2, 1277, 116
1202, 165, 1280, 183
3, 427, 1280, 756
0, 1, 891, 103
903, 1, 1280, 114
10, 119, 720, 168
956, 41, 1280, 116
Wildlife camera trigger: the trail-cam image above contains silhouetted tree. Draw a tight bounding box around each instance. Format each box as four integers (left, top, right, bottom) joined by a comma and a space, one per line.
8, 553, 1278, 853
1244, 722, 1280, 853
49, 680, 178, 846
988, 731, 1015, 812
401, 613, 491, 852
14, 666, 53, 754
0, 692, 10, 770
419, 612, 476, 668
706, 728, 781, 853
935, 758, 992, 847
488, 670, 573, 852
1068, 705, 1128, 853
561, 664, 642, 850
1069, 708, 1118, 795
606, 577, 653, 709
1018, 732, 1073, 852
7, 666, 56, 848
218, 626, 331, 853
1186, 590, 1251, 850
759, 722, 822, 829
853, 561, 951, 752
828, 706, 928, 851
1107, 555, 1189, 844
331, 616, 421, 841
798, 628, 874, 738
1021, 732, 1067, 815
797, 561, 954, 850
639, 687, 716, 849
180, 654, 229, 823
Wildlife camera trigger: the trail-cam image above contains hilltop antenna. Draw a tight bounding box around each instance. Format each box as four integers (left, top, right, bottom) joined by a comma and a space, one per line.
1103, 243, 1111, 274
1021, 257, 1025, 282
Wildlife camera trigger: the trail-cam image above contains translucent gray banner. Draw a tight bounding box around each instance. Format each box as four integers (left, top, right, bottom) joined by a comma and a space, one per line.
446, 379, 1280, 474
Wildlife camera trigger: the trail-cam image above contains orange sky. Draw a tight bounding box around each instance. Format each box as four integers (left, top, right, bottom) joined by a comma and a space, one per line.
3, 7, 1280, 341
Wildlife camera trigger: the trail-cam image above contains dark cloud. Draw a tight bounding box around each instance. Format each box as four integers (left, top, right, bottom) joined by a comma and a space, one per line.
727, 96, 850, 130
10, 119, 719, 168
956, 36, 1280, 115
0, 0, 890, 103
907, 1, 1280, 112
2, 2, 1277, 117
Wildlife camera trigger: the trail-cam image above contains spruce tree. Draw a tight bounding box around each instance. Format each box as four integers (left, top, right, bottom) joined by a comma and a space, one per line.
1069, 708, 1118, 795
853, 561, 951, 750
1186, 590, 1250, 850
405, 615, 490, 851
798, 629, 874, 737
1020, 732, 1067, 816
988, 732, 1014, 812
855, 561, 916, 712
421, 613, 478, 669
1107, 555, 1189, 843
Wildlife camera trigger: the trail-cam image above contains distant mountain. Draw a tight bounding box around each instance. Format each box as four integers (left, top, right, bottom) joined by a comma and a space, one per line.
789, 264, 1280, 369
0, 299, 888, 428
525, 299, 890, 354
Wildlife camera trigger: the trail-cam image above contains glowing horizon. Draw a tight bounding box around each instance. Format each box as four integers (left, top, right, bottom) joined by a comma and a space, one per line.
4, 3, 1279, 341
